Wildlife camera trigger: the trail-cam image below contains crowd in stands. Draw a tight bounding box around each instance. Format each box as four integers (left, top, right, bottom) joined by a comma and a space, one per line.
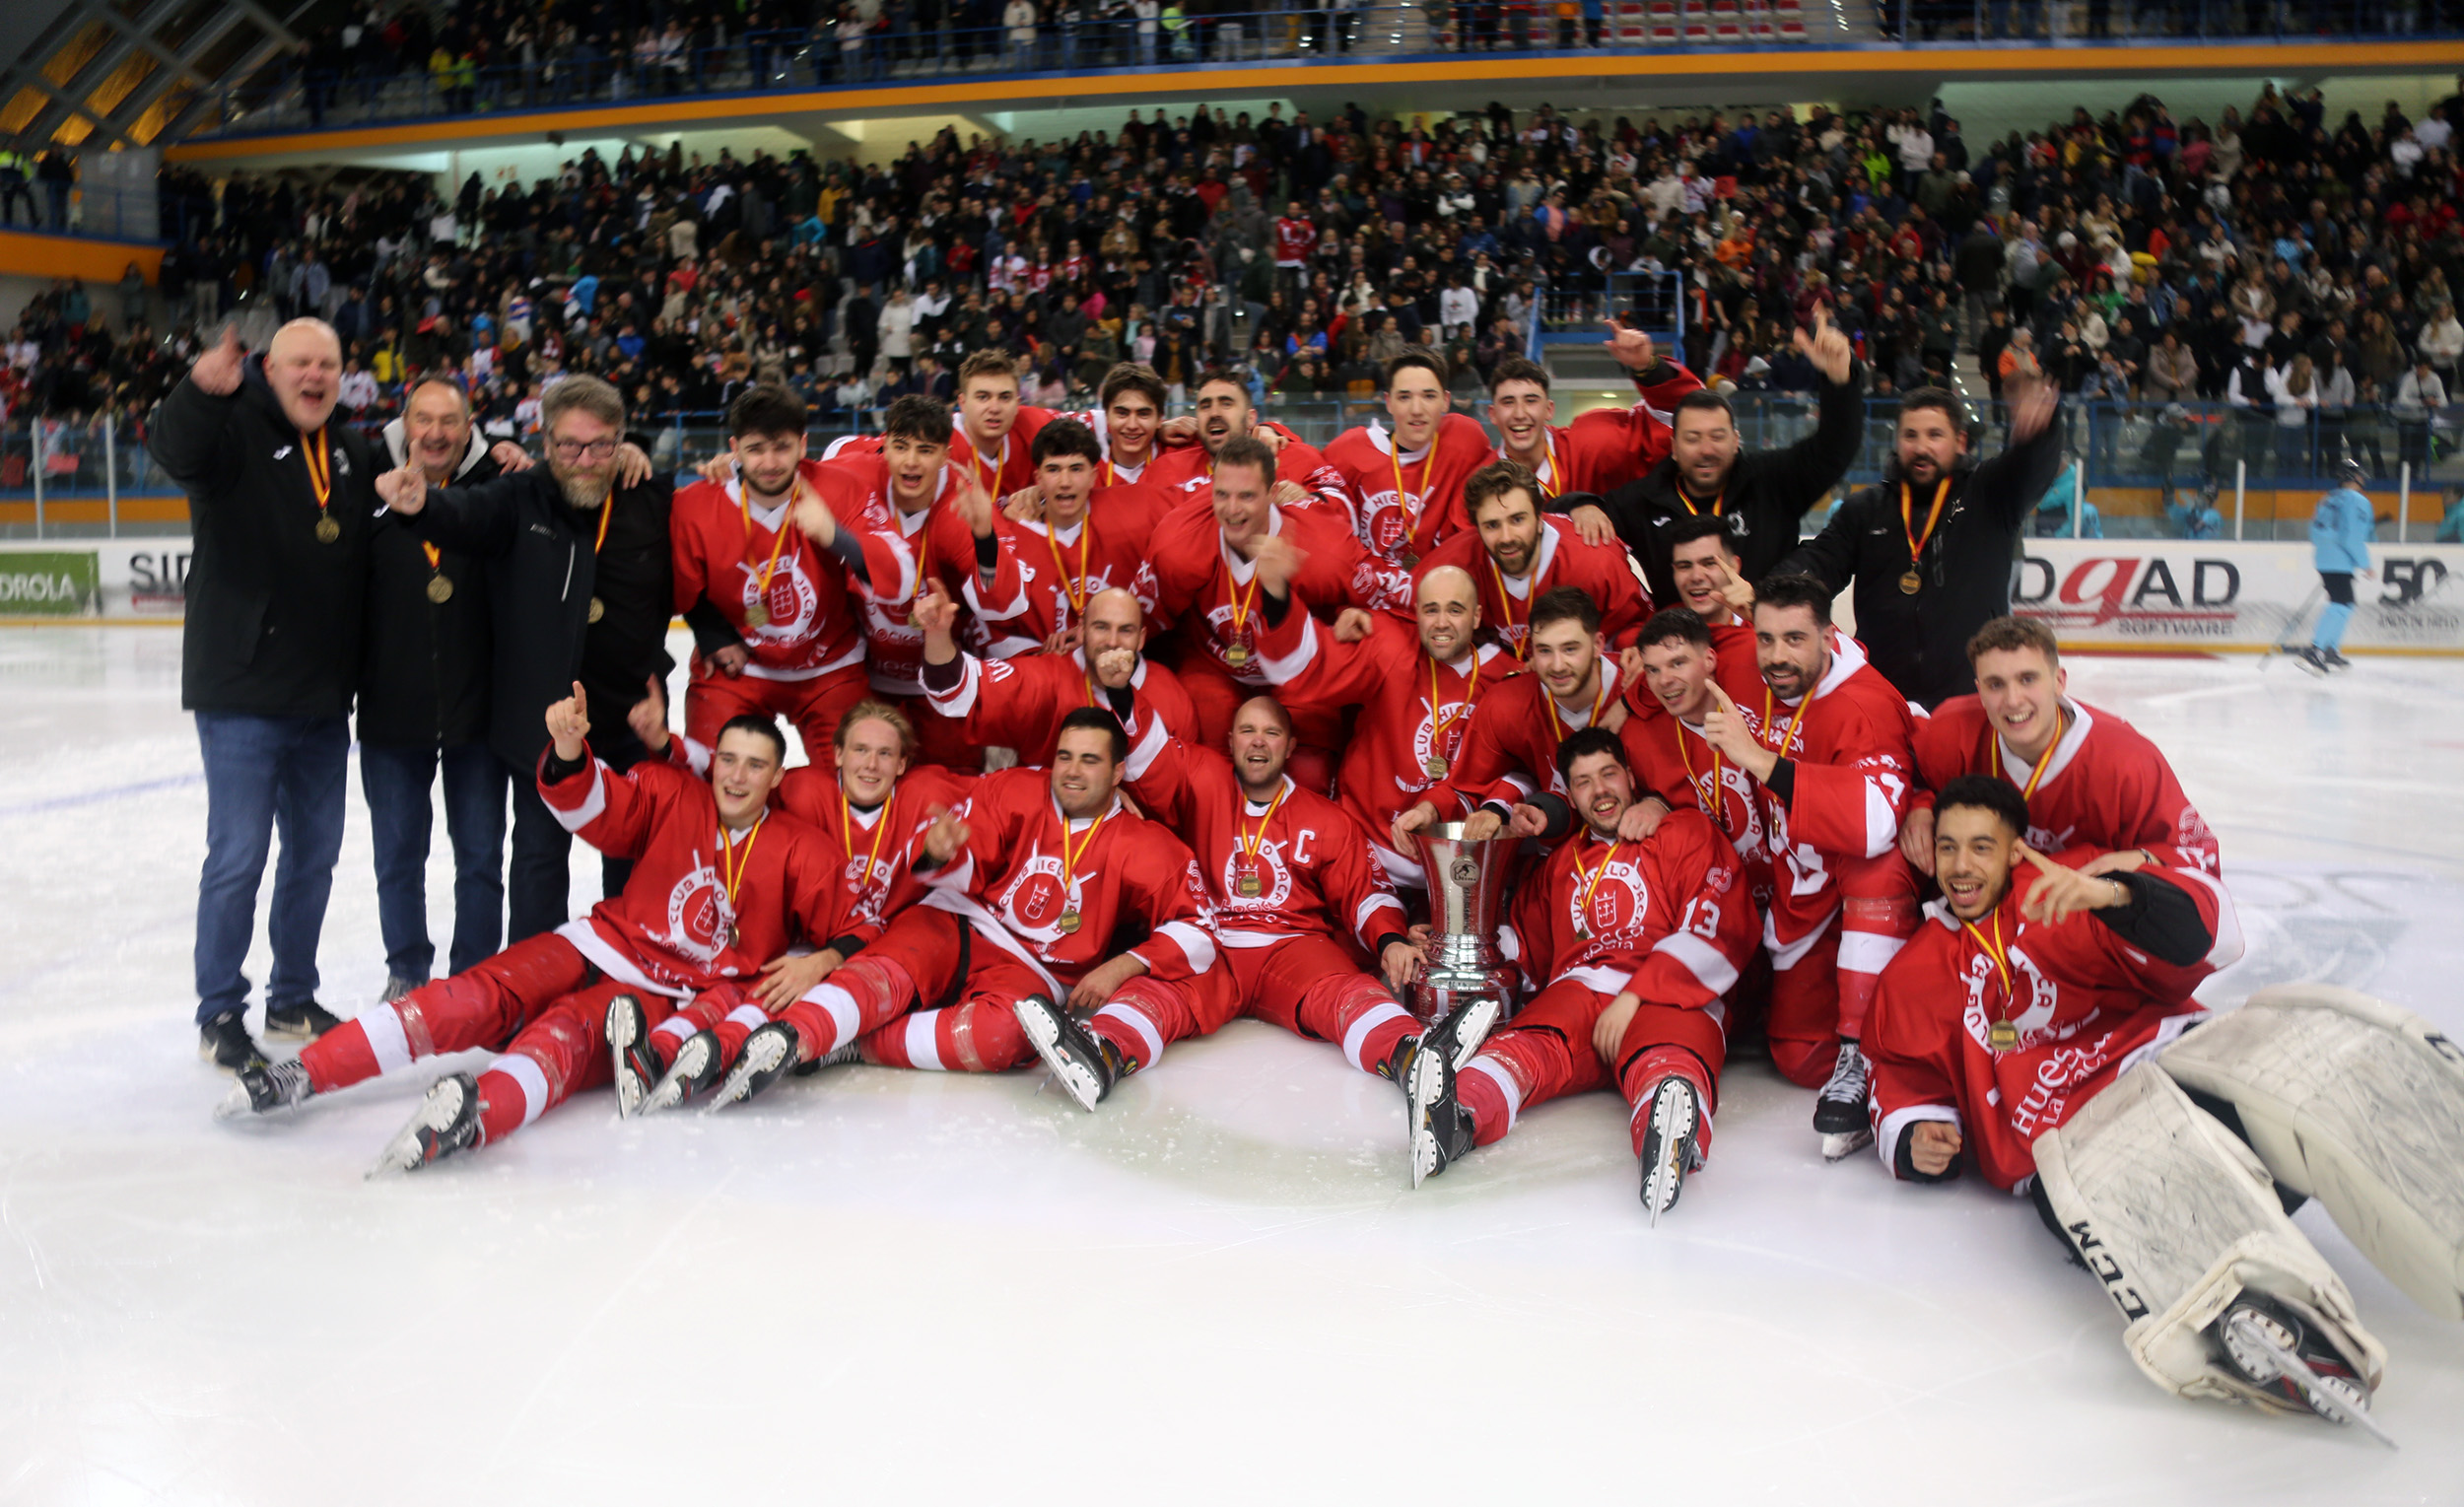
8, 82, 2464, 504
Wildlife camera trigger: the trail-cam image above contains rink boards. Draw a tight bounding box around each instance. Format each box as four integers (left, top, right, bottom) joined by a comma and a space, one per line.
4, 537, 2464, 654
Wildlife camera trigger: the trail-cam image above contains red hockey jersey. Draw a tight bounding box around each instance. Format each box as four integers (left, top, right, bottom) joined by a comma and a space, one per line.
539, 748, 839, 996
919, 767, 1230, 1021
1147, 502, 1411, 690
1865, 859, 2242, 1190
1728, 634, 1917, 949
1142, 427, 1356, 523
974, 482, 1170, 656
924, 647, 1199, 761
817, 453, 1023, 697
1410, 514, 1652, 660
1248, 594, 1514, 880
1910, 696, 2221, 876
1121, 706, 1407, 956
670, 461, 915, 680
828, 409, 1053, 500
1502, 807, 1760, 1006
1323, 412, 1495, 567
1429, 654, 1633, 813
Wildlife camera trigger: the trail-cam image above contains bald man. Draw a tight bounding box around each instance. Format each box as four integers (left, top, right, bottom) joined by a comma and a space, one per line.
919, 581, 1202, 761
151, 319, 379, 1069
1245, 553, 1516, 889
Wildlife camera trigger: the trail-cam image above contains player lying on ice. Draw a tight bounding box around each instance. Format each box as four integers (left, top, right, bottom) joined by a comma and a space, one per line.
1407, 727, 1761, 1219
220, 684, 859, 1172
1867, 776, 2464, 1442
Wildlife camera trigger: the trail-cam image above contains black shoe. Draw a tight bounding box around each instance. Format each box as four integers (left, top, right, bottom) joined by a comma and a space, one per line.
639, 1028, 723, 1116
264, 1000, 343, 1043
368, 1072, 483, 1176
2293, 646, 2330, 676
1011, 993, 1122, 1111
709, 1021, 803, 1111
1406, 1045, 1477, 1188
604, 994, 658, 1119
215, 1058, 313, 1120
198, 1009, 268, 1073
1813, 1039, 1875, 1161
2321, 649, 2352, 670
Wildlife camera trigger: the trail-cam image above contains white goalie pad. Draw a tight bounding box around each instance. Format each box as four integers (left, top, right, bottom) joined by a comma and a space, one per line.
2160, 982, 2464, 1320
2031, 1063, 2385, 1411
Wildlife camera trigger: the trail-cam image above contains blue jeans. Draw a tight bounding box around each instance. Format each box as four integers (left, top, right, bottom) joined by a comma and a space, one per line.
361, 741, 509, 983
193, 712, 350, 1025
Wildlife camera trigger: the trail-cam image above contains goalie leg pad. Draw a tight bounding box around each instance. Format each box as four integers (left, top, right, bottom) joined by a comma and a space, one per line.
2160, 982, 2464, 1320
2031, 1063, 2385, 1412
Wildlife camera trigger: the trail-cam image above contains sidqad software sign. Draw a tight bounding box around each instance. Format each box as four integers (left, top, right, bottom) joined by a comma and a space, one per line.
2014, 541, 2464, 651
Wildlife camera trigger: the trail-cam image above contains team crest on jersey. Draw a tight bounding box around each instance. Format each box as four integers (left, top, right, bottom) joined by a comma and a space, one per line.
664, 858, 731, 964
2175, 805, 2219, 873
842, 854, 892, 925
1219, 841, 1295, 910
1403, 705, 1470, 792
1359, 488, 1410, 554
997, 850, 1088, 944
1702, 764, 1768, 860
1570, 858, 1651, 941
1960, 943, 2058, 1051
744, 559, 819, 639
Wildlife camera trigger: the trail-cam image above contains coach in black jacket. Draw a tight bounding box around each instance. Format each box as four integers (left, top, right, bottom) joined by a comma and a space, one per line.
358, 377, 535, 997
149, 320, 369, 1069
1780, 378, 2062, 710
1555, 311, 1866, 604
376, 374, 678, 943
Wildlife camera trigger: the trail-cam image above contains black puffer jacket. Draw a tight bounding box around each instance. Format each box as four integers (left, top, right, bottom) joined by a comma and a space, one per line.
357, 422, 501, 747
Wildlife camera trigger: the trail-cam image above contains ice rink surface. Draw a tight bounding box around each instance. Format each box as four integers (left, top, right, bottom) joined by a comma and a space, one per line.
2, 626, 2460, 1506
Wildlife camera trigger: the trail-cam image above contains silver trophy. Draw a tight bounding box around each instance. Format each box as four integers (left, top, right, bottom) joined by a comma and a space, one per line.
1410, 823, 1517, 1029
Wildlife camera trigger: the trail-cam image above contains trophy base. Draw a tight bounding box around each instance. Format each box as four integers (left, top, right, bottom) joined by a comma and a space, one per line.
1410, 974, 1516, 1031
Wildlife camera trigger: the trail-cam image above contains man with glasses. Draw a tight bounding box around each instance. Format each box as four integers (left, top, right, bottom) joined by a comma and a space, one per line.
376, 376, 679, 943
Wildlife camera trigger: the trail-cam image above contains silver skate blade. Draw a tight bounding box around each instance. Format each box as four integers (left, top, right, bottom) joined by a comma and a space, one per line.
1013, 1000, 1102, 1113
365, 1078, 465, 1179
1819, 1127, 1875, 1162
212, 1081, 256, 1122
2237, 1322, 2400, 1450
1405, 1050, 1446, 1191
365, 1126, 429, 1179
705, 1035, 789, 1115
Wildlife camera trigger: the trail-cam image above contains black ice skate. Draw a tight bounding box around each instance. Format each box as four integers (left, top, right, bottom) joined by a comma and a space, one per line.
1635, 1075, 1703, 1226
1381, 996, 1500, 1088
2215, 1294, 2396, 1448
214, 1059, 312, 1120
199, 1009, 268, 1073
1406, 1045, 1477, 1190
604, 994, 658, 1120
264, 1000, 343, 1043
2293, 647, 2330, 677
638, 1028, 723, 1116
708, 1021, 803, 1111
368, 1072, 483, 1176
1012, 993, 1123, 1112
1814, 1039, 1874, 1161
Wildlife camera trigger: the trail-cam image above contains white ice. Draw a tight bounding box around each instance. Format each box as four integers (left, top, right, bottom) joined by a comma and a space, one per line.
1, 627, 2459, 1506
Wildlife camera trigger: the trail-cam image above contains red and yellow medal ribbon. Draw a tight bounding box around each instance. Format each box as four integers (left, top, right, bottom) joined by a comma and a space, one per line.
739, 476, 798, 610
1677, 719, 1724, 821
1962, 909, 2013, 999
717, 814, 767, 931
1900, 476, 1951, 573
1759, 685, 1813, 758
1388, 434, 1427, 549
842, 788, 892, 890
1428, 651, 1480, 753
1544, 673, 1610, 741
1235, 781, 1290, 866
1982, 709, 2070, 799
1044, 518, 1093, 621
1485, 550, 1532, 660
1058, 805, 1111, 908
301, 428, 333, 518
1571, 836, 1621, 932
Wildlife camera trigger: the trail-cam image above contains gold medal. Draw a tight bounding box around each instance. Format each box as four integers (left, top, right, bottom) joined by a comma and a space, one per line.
1224, 644, 1251, 668
1898, 569, 1922, 595
728, 924, 741, 947
588, 596, 606, 624
1988, 1018, 2019, 1053
1058, 910, 1082, 934
314, 515, 341, 544
744, 597, 769, 629
1236, 870, 1262, 898
1423, 756, 1448, 779
1400, 550, 1419, 569
425, 575, 454, 604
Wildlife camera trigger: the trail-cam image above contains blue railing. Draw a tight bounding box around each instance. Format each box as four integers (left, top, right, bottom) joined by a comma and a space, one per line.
189, 0, 2462, 141
1540, 271, 1684, 350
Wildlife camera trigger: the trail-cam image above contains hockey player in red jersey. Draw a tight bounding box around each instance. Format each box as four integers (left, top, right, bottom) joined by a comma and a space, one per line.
1898, 616, 2221, 879
1246, 554, 1513, 889
221, 687, 848, 1170
1140, 370, 1354, 519
1620, 609, 1767, 876
707, 710, 1233, 1113
1322, 348, 1497, 568
1410, 459, 1651, 661
1392, 585, 1635, 844
1408, 728, 1759, 1218
670, 385, 917, 753
832, 349, 1050, 500
920, 579, 1200, 756
1118, 688, 1498, 1094
1875, 778, 2464, 1436
609, 692, 974, 1113
1148, 433, 1408, 790
1484, 347, 1701, 501
971, 419, 1168, 656
1692, 573, 1919, 1157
